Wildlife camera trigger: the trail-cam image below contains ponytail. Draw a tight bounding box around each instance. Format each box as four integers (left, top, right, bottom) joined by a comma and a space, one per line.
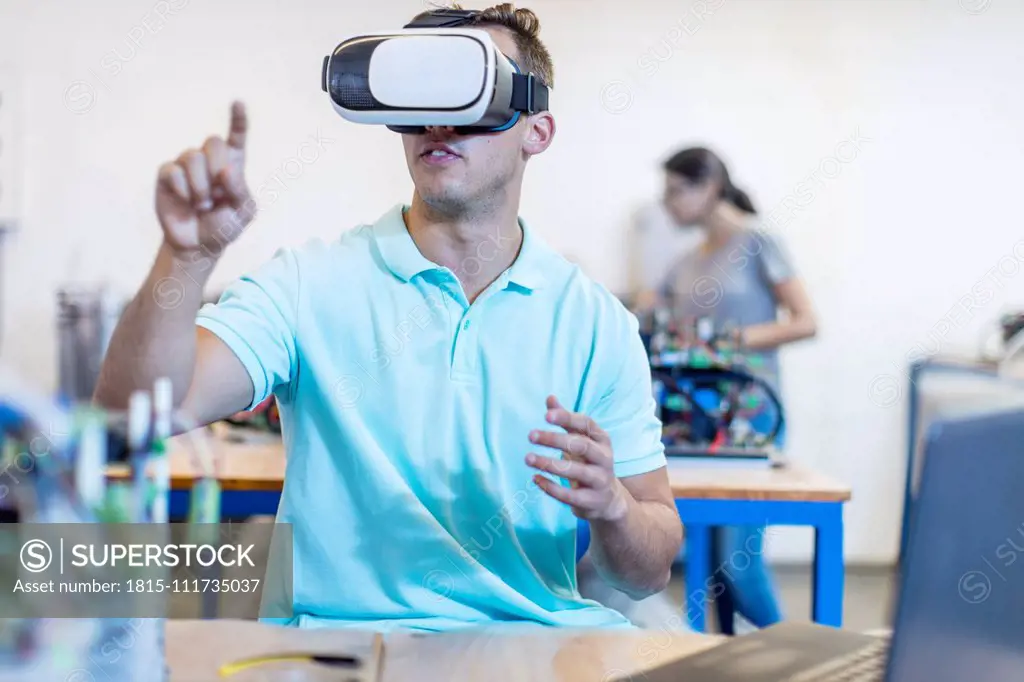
724, 184, 756, 214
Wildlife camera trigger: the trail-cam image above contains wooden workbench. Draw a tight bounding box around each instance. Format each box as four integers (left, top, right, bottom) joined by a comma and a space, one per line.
166, 619, 725, 682
111, 427, 851, 505
108, 429, 852, 633
107, 425, 286, 491
667, 460, 851, 502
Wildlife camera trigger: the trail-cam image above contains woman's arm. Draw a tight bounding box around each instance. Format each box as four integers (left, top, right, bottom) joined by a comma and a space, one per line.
632, 288, 661, 313
741, 277, 818, 350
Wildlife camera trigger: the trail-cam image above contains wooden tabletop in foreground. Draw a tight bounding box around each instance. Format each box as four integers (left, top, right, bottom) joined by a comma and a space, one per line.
107, 429, 851, 502
105, 426, 287, 491
667, 459, 852, 502
167, 619, 724, 682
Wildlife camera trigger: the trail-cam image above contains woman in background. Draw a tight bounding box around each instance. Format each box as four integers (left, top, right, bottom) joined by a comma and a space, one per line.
647, 147, 818, 633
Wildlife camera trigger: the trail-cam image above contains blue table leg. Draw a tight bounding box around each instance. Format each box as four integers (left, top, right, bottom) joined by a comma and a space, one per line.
678, 497, 847, 631
167, 488, 281, 521
683, 523, 712, 632
812, 502, 845, 627
169, 489, 190, 520
220, 490, 281, 519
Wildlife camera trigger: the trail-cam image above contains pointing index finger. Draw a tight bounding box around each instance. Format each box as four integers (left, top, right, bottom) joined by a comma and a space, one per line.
227, 101, 248, 150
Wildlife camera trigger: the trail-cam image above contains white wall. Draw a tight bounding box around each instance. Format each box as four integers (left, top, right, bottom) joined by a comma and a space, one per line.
1, 0, 1023, 564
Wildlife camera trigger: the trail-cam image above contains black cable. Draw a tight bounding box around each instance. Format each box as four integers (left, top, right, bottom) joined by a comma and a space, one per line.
655, 365, 786, 443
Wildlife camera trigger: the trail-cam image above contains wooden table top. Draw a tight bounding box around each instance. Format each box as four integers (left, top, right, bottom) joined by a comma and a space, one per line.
667, 459, 852, 502
918, 354, 1001, 371
167, 619, 724, 682
106, 426, 287, 491
167, 619, 380, 682
108, 428, 851, 503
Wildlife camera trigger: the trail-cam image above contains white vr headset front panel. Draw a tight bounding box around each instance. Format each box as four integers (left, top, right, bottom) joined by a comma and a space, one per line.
327, 28, 518, 128
369, 34, 487, 109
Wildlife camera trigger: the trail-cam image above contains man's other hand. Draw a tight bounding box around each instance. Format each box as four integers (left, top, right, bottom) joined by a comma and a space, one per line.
526, 395, 630, 522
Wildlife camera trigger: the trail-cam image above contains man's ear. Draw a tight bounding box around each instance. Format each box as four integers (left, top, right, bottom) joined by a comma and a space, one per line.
522, 112, 555, 156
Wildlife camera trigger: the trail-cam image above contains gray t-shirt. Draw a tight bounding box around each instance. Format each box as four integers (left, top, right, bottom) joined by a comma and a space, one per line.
659, 228, 795, 388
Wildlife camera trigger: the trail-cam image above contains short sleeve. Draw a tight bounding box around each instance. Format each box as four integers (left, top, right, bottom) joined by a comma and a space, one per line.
588, 309, 667, 478
753, 230, 796, 285
196, 248, 300, 410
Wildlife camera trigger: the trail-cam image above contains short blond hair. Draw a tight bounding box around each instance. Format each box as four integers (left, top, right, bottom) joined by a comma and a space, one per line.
416, 3, 554, 88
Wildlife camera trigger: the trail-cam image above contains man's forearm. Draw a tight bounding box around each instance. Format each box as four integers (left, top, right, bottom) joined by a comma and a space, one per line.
587, 487, 683, 600
93, 243, 216, 409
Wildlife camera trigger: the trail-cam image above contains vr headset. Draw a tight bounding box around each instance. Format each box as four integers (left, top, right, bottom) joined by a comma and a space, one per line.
321, 8, 550, 135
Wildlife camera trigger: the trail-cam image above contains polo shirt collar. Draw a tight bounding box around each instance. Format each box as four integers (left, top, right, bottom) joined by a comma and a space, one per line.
373, 204, 441, 282
504, 215, 548, 292
373, 204, 548, 291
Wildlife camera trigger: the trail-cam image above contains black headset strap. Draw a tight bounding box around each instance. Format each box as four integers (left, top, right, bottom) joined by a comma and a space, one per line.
511, 73, 549, 114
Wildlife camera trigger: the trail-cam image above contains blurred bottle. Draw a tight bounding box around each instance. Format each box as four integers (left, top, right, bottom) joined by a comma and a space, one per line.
651, 308, 671, 355
683, 316, 697, 346
696, 316, 714, 344
56, 286, 124, 404
729, 417, 754, 446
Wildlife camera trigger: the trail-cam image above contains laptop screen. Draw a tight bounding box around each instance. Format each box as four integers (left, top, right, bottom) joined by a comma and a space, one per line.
888, 407, 1024, 681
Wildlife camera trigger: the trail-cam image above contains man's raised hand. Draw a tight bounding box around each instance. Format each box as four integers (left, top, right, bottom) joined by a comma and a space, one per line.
156, 101, 256, 258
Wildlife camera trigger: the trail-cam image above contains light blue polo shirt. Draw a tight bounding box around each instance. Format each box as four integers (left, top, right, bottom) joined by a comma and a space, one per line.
195, 204, 667, 632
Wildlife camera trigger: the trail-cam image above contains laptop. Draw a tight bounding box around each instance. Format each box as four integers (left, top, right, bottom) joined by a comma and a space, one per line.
619, 406, 1024, 682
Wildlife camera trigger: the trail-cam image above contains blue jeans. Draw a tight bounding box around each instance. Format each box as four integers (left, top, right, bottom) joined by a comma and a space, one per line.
711, 525, 782, 632
692, 387, 784, 632
711, 403, 784, 632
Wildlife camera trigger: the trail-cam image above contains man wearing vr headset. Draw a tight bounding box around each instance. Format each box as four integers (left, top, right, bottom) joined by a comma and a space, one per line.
96, 4, 683, 632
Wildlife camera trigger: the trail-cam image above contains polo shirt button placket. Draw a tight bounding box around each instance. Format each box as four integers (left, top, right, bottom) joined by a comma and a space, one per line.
451, 310, 479, 381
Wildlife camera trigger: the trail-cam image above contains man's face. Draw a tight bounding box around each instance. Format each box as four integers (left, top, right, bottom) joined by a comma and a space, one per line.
401, 27, 553, 215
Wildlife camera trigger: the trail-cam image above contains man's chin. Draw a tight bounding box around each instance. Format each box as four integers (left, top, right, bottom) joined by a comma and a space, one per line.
416, 190, 471, 215
414, 178, 465, 202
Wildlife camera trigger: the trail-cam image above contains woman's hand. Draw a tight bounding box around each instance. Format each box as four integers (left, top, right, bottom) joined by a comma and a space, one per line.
632, 289, 660, 313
